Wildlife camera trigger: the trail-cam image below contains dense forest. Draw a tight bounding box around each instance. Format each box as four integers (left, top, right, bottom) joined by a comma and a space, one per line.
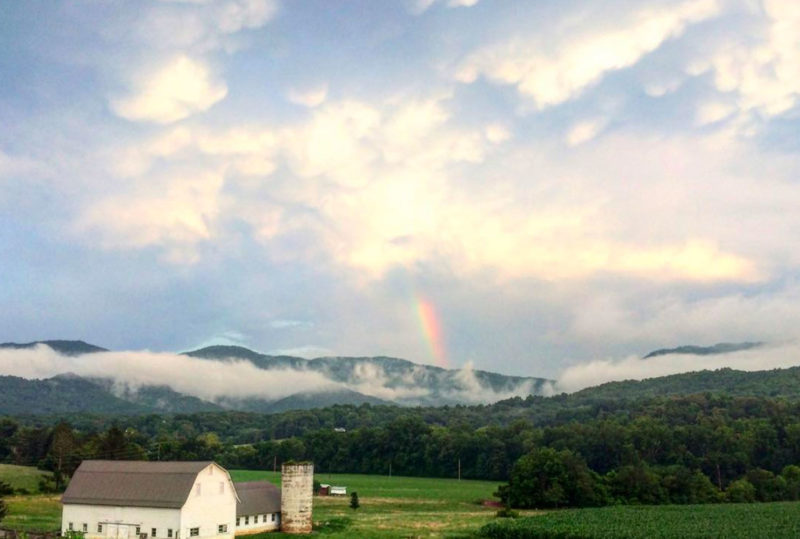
6, 388, 800, 506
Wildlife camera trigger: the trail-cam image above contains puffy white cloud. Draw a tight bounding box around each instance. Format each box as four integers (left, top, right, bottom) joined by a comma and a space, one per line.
111, 56, 228, 124
457, 0, 721, 109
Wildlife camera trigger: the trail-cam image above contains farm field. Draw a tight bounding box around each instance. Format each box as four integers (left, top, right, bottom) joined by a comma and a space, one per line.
9, 467, 800, 538
478, 502, 800, 539
229, 470, 510, 537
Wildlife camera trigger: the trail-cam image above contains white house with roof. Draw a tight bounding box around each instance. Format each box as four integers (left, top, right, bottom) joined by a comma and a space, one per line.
61, 461, 288, 538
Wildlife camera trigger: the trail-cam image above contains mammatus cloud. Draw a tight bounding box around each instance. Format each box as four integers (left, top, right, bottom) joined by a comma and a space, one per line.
111, 56, 228, 124
456, 0, 721, 109
410, 0, 479, 15
697, 1, 800, 121
556, 343, 800, 393
287, 85, 328, 108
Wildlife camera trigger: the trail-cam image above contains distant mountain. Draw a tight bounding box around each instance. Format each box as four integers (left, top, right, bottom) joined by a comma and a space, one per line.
220, 388, 393, 414
572, 365, 800, 401
0, 340, 550, 415
0, 339, 108, 356
184, 345, 552, 407
643, 342, 764, 359
0, 374, 148, 415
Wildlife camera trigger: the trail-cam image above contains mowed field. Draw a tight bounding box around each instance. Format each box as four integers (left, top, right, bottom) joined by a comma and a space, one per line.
229, 469, 508, 537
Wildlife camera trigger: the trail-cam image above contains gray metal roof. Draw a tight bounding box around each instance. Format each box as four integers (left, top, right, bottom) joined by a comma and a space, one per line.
62, 460, 214, 509
234, 481, 281, 516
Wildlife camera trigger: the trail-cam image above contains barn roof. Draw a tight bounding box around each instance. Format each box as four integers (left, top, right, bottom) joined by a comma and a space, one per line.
234, 481, 281, 516
62, 460, 214, 509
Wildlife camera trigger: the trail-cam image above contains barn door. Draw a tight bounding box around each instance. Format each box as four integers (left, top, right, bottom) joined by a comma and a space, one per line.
107, 525, 118, 539
118, 525, 130, 539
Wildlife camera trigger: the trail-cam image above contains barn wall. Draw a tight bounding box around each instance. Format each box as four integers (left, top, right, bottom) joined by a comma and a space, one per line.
61, 504, 179, 539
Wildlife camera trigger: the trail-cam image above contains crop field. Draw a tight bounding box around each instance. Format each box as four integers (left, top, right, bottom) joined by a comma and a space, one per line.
0, 463, 49, 493
478, 502, 800, 539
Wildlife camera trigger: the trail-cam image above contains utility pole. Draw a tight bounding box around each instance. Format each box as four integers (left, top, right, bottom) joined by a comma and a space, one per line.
458, 458, 461, 481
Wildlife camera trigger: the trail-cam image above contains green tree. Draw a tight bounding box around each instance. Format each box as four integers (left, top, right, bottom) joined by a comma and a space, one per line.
508, 448, 607, 509
726, 478, 756, 503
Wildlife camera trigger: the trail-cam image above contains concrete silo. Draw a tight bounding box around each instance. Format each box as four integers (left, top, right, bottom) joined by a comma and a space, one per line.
280, 462, 314, 534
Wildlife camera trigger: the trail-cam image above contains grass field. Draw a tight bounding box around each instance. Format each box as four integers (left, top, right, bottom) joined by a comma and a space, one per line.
478, 503, 800, 539
0, 463, 49, 493
229, 470, 508, 537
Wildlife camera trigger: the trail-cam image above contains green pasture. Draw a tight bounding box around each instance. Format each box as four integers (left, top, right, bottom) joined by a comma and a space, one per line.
0, 463, 49, 494
229, 470, 507, 537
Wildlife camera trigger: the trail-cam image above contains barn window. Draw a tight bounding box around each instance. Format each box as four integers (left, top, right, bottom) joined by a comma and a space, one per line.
152, 528, 157, 537
83, 524, 88, 533
244, 516, 249, 525
271, 514, 276, 522
98, 524, 103, 533
135, 527, 141, 536
167, 530, 173, 538
68, 523, 74, 531
189, 528, 199, 537
235, 518, 240, 527
217, 525, 227, 533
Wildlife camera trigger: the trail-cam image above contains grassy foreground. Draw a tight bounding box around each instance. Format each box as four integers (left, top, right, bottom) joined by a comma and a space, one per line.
0, 463, 48, 493
478, 503, 800, 539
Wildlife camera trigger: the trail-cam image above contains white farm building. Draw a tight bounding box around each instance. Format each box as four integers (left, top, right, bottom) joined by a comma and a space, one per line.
61, 461, 312, 537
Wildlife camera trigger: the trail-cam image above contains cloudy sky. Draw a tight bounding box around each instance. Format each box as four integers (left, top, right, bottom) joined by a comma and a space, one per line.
1, 0, 799, 378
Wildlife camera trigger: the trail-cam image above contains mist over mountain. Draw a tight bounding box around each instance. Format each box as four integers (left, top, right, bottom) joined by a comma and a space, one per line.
0, 340, 551, 414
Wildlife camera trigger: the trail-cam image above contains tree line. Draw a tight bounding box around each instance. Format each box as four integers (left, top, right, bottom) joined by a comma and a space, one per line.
5, 393, 800, 506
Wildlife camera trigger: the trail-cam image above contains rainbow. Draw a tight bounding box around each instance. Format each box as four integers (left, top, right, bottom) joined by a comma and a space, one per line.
416, 296, 448, 368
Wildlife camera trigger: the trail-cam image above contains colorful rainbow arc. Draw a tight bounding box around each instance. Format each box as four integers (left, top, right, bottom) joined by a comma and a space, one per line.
416, 296, 448, 368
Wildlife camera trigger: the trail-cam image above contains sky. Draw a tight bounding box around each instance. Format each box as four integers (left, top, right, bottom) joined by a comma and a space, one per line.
2, 0, 800, 379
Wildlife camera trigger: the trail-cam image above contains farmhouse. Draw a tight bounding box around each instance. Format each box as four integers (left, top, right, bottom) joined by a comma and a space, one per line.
61, 461, 311, 537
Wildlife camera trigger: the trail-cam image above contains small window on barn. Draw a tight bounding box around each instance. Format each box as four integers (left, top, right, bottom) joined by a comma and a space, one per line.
167, 530, 173, 538
83, 524, 88, 533
235, 518, 240, 527
244, 516, 249, 525
135, 527, 140, 536
271, 514, 276, 522
217, 524, 227, 533
98, 524, 103, 533
189, 528, 199, 537
152, 528, 157, 537
68, 523, 74, 531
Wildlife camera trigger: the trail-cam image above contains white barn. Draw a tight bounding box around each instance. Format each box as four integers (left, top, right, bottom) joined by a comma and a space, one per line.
61, 461, 283, 538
